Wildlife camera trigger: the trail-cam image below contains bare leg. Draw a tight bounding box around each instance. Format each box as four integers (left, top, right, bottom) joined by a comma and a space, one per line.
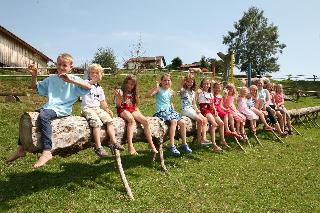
206, 114, 221, 151
92, 127, 102, 148
33, 150, 53, 168
228, 115, 236, 132
132, 111, 158, 153
120, 111, 138, 155
169, 119, 177, 146
276, 111, 284, 132
177, 120, 187, 145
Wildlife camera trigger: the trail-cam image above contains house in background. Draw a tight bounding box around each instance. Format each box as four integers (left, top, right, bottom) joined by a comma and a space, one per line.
0, 25, 53, 70
124, 56, 166, 69
179, 62, 201, 70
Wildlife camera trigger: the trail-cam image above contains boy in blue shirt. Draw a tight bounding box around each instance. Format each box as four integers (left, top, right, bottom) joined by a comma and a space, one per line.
6, 53, 92, 168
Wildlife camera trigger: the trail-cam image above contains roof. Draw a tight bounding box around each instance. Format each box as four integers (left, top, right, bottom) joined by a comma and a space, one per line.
125, 56, 166, 66
0, 25, 53, 62
180, 62, 201, 69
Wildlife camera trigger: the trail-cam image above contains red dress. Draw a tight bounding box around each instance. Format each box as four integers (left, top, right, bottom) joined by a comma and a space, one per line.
198, 91, 216, 116
116, 89, 137, 116
213, 94, 228, 119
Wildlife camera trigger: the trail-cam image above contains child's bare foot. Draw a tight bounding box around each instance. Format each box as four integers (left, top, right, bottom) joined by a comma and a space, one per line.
150, 145, 159, 154
220, 140, 231, 149
33, 150, 52, 168
264, 126, 273, 131
128, 147, 138, 155
5, 147, 26, 163
211, 143, 222, 152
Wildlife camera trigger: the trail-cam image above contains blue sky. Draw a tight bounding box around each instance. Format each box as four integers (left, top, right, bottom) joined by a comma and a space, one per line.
1, 0, 319, 79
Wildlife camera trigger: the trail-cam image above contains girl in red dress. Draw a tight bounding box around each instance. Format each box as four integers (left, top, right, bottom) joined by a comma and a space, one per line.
115, 75, 158, 155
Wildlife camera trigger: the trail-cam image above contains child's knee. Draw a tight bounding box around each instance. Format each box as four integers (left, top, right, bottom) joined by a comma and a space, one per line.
178, 120, 185, 127
89, 119, 102, 128
127, 117, 136, 125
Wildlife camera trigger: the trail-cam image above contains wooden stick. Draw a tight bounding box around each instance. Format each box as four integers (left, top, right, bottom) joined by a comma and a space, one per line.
114, 149, 134, 200
291, 125, 302, 136
159, 144, 167, 172
233, 137, 246, 152
253, 134, 263, 146
271, 130, 285, 143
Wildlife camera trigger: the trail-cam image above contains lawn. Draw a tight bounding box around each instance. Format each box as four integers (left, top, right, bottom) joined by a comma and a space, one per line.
0, 73, 320, 212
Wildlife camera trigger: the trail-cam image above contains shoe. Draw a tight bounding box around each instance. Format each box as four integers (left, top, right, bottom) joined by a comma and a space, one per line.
288, 130, 293, 135
168, 145, 180, 157
94, 147, 108, 158
181, 144, 192, 154
199, 140, 212, 146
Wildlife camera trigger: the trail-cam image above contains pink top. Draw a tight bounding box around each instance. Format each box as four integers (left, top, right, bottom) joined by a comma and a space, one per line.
213, 94, 223, 107
274, 93, 284, 105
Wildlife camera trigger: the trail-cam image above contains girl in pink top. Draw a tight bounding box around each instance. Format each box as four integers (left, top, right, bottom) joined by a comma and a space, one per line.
238, 87, 259, 134
274, 84, 292, 134
224, 83, 247, 139
212, 82, 237, 137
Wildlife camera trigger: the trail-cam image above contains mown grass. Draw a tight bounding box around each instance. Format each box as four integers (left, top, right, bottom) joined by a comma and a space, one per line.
0, 73, 320, 212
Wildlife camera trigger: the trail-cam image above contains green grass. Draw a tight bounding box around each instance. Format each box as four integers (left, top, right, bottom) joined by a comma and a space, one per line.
1, 73, 320, 212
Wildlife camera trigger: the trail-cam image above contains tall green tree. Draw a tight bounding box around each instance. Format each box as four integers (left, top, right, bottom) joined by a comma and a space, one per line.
200, 56, 209, 69
170, 57, 183, 70
223, 7, 286, 76
92, 47, 118, 72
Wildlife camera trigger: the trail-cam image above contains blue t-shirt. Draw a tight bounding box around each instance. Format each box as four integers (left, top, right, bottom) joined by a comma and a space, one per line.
156, 88, 172, 112
37, 74, 90, 117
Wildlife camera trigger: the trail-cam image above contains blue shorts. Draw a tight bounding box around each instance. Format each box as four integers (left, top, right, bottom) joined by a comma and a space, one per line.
154, 108, 181, 121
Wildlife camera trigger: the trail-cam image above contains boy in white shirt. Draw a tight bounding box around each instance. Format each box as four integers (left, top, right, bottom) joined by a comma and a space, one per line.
81, 63, 123, 157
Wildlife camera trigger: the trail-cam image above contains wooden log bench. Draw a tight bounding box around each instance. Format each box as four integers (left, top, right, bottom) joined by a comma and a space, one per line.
287, 106, 320, 129
19, 112, 196, 200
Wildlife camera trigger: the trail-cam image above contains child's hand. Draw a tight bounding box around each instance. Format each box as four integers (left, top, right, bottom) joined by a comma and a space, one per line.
107, 108, 113, 116
115, 89, 122, 98
59, 73, 72, 83
223, 88, 228, 95
155, 80, 160, 87
28, 64, 38, 77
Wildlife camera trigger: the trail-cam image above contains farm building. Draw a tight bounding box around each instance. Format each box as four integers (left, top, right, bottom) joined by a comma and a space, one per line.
124, 56, 166, 69
0, 25, 53, 69
179, 62, 201, 70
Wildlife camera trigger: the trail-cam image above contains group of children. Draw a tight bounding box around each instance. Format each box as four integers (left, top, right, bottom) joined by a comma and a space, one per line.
5, 53, 292, 168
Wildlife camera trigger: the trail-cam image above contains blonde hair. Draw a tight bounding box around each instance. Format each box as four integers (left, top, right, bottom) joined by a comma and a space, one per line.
226, 83, 237, 96
57, 53, 73, 65
159, 73, 171, 87
250, 85, 258, 98
239, 87, 249, 97
88, 63, 103, 74
274, 84, 283, 93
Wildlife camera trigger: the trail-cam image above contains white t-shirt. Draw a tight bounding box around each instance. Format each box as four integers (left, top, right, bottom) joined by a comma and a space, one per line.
81, 82, 105, 109
198, 91, 214, 104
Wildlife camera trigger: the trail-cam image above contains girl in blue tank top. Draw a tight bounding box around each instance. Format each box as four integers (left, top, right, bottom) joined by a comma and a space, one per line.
145, 73, 192, 157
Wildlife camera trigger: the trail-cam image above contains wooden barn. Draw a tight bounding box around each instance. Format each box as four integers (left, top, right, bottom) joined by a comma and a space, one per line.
0, 25, 53, 69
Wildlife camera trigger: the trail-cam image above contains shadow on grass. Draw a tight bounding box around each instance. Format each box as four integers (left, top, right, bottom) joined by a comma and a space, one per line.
0, 161, 121, 211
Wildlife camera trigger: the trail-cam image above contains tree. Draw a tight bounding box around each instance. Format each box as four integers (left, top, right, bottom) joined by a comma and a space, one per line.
92, 47, 118, 72
200, 56, 209, 69
170, 57, 183, 70
204, 57, 224, 75
223, 6, 286, 76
